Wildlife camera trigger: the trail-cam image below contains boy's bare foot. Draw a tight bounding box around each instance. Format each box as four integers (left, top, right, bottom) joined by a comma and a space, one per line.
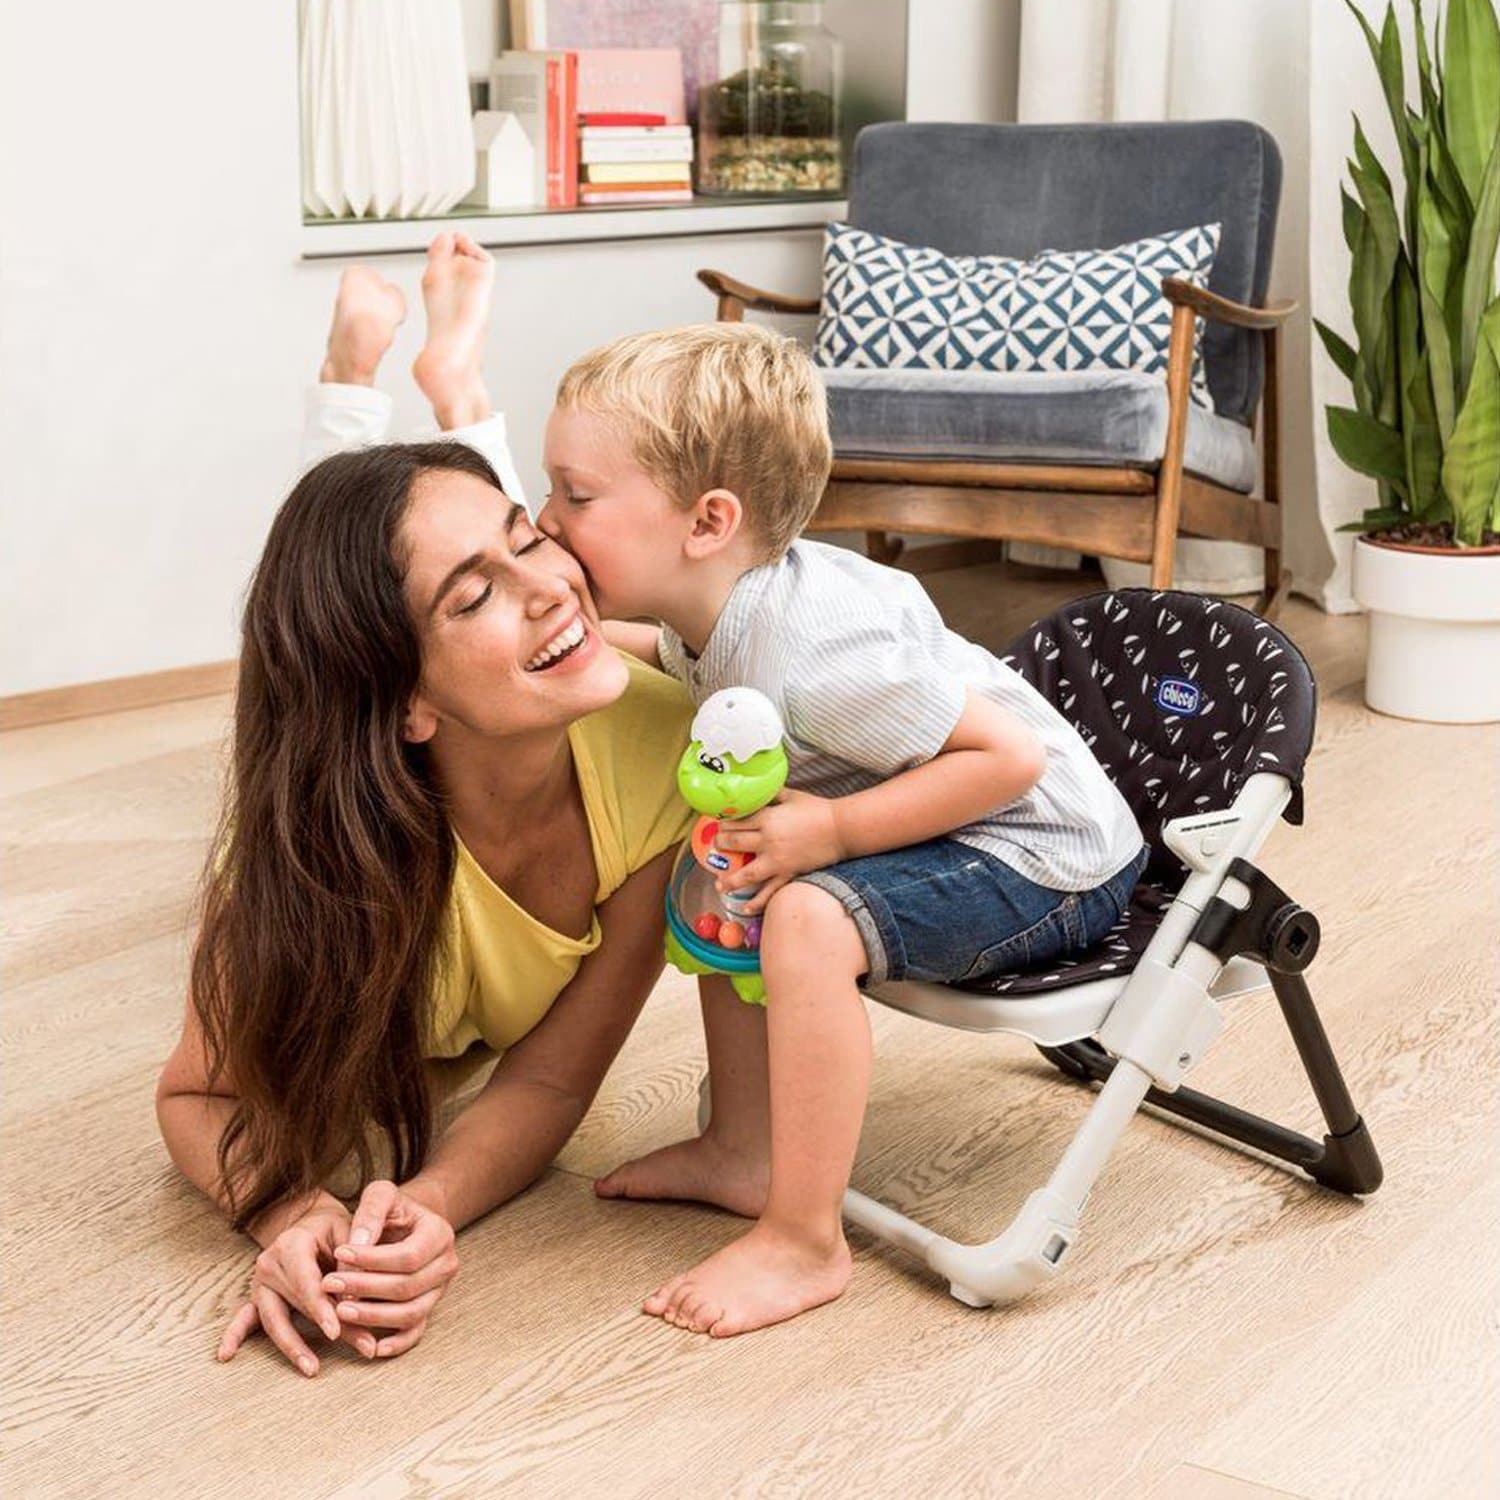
321, 267, 407, 386
412, 231, 494, 428
642, 1222, 852, 1338
595, 1132, 769, 1219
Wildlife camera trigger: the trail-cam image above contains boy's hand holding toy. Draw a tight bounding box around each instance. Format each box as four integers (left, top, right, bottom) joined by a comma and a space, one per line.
712, 788, 847, 915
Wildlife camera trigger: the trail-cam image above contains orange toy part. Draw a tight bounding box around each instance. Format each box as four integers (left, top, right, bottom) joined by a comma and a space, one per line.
718, 920, 746, 950
690, 814, 751, 876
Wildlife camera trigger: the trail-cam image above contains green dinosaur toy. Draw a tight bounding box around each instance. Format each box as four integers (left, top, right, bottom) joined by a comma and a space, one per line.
664, 687, 789, 1005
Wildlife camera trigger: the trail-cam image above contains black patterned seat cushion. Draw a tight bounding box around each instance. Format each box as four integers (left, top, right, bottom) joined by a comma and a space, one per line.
956, 589, 1316, 999
957, 880, 1176, 997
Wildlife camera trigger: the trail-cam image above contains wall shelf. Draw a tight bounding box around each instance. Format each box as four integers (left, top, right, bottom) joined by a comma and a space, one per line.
300, 194, 847, 259
297, 0, 905, 259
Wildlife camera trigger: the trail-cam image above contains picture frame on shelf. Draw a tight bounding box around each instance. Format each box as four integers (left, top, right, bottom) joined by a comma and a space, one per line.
508, 0, 718, 120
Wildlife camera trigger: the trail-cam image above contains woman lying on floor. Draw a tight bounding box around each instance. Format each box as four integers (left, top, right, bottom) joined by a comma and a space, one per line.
156, 235, 702, 1375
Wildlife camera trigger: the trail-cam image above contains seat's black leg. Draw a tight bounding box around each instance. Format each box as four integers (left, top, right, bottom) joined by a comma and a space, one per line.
1038, 1036, 1380, 1192
1266, 967, 1383, 1193
1037, 859, 1383, 1196
1037, 1042, 1095, 1083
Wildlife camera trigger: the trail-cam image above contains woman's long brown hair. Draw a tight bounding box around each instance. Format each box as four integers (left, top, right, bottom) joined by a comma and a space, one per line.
192, 441, 504, 1232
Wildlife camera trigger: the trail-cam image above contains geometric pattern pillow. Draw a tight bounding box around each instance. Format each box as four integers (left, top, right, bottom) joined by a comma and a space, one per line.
815, 220, 1222, 410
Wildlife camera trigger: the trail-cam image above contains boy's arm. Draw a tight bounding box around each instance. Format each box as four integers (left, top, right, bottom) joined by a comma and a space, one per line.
832, 690, 1045, 857
715, 690, 1045, 914
601, 620, 663, 670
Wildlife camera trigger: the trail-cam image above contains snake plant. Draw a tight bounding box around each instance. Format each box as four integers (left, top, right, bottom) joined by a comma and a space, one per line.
1319, 0, 1500, 545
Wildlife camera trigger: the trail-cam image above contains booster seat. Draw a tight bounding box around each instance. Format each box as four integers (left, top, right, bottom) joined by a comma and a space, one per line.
700, 588, 1383, 1307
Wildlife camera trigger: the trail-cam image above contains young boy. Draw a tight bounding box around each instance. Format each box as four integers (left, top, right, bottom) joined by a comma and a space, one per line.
537, 323, 1146, 1338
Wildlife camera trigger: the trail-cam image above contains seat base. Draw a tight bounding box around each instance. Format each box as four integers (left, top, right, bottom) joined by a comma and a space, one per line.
866, 954, 1269, 1045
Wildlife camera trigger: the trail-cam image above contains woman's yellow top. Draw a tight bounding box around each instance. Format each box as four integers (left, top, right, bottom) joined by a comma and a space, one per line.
425, 653, 693, 1059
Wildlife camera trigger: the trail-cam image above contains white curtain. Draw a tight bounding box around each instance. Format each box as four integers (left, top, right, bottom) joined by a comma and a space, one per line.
1015, 0, 1389, 610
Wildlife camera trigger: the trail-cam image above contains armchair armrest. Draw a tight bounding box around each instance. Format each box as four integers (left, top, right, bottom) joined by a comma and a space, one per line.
697, 268, 819, 321
1163, 278, 1297, 330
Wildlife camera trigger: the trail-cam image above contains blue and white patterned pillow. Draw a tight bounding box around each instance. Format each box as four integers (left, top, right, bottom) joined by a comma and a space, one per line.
815, 220, 1222, 409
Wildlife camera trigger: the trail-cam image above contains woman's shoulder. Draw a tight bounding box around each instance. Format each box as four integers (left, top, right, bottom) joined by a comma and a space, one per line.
576, 649, 695, 756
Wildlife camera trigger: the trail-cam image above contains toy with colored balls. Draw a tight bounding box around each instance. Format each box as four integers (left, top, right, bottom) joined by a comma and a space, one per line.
663, 688, 788, 1006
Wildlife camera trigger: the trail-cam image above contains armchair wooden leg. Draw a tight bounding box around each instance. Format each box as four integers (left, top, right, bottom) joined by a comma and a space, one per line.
1256, 554, 1291, 620
1255, 324, 1288, 620
866, 531, 905, 566
1148, 495, 1178, 590
1151, 302, 1197, 590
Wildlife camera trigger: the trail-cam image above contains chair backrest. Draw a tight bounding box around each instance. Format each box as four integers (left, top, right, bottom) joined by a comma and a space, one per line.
847, 121, 1282, 425
1003, 590, 1317, 889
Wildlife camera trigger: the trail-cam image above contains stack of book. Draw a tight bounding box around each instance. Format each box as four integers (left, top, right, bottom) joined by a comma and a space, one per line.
580, 117, 694, 206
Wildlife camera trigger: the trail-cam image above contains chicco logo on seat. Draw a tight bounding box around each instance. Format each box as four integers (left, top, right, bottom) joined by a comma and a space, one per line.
1155, 677, 1201, 716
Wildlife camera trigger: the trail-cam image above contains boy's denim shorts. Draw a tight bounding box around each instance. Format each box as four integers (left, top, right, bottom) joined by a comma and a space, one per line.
796, 840, 1149, 987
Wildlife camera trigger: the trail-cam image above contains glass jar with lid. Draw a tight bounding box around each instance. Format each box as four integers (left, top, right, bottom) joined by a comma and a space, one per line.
697, 1, 844, 197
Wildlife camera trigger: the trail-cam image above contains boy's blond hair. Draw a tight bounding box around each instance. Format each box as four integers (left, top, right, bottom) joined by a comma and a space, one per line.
555, 322, 833, 558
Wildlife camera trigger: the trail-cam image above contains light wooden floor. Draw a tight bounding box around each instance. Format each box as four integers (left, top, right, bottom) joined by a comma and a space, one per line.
3, 562, 1497, 1500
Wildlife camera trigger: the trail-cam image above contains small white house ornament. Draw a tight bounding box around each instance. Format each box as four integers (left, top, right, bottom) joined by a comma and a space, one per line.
463, 112, 536, 210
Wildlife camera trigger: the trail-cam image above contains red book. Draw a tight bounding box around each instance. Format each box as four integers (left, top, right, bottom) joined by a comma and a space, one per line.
544, 57, 560, 205
578, 112, 669, 127
561, 52, 579, 208
540, 54, 581, 208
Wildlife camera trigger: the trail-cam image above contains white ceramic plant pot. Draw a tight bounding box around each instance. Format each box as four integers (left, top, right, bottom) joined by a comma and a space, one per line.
1352, 536, 1500, 723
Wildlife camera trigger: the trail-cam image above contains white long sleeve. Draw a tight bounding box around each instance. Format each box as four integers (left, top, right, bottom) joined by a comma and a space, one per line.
441, 412, 530, 513
301, 383, 395, 469
299, 384, 529, 510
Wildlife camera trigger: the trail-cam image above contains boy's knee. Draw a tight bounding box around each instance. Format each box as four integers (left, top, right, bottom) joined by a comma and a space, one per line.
760, 882, 866, 978
762, 879, 841, 934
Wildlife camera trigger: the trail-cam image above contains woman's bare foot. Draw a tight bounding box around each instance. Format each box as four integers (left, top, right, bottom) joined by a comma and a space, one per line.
412, 231, 494, 429
642, 1221, 852, 1338
321, 267, 407, 387
595, 1132, 769, 1219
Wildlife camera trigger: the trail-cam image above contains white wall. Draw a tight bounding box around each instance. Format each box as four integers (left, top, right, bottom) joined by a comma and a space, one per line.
0, 2, 1013, 697
907, 0, 1021, 122
0, 6, 305, 697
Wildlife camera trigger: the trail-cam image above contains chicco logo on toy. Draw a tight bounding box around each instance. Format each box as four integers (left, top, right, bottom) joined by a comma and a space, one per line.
1155, 677, 1201, 716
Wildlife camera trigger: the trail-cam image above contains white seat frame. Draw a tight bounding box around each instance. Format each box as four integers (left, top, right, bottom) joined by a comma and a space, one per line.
699, 771, 1320, 1308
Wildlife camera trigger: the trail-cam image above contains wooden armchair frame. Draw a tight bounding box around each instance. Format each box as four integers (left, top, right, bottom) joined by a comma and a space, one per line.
698, 269, 1296, 617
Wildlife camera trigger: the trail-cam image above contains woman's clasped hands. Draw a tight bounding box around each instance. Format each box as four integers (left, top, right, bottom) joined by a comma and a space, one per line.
217, 1180, 458, 1377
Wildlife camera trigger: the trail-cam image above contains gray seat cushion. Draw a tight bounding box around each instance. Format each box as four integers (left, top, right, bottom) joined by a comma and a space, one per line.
822, 366, 1259, 492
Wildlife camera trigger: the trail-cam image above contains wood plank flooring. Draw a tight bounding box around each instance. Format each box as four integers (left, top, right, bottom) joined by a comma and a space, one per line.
3, 562, 1496, 1499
